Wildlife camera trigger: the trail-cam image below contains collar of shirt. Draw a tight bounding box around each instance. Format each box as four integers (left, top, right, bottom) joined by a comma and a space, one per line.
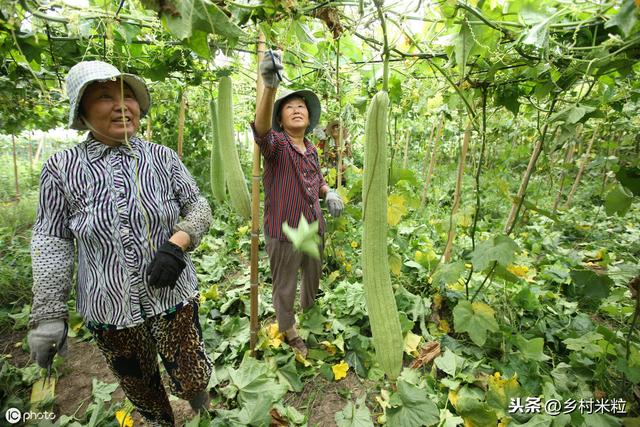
85, 135, 141, 162
282, 131, 313, 155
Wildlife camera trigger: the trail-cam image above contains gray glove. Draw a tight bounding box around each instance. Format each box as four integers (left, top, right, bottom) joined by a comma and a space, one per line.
325, 190, 344, 217
28, 319, 68, 368
259, 50, 283, 88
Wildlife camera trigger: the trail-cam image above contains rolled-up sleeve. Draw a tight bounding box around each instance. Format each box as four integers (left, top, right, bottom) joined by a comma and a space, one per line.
170, 152, 212, 251
30, 159, 75, 327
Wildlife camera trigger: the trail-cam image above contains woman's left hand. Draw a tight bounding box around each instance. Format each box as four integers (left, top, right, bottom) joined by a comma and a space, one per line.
146, 241, 186, 289
325, 190, 344, 217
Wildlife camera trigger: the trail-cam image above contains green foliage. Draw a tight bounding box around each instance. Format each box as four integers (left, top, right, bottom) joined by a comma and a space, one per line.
453, 300, 499, 346
282, 215, 321, 259
2, 0, 640, 423
386, 379, 439, 427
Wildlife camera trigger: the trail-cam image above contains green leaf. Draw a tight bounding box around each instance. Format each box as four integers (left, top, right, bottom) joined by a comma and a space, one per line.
91, 379, 118, 402
516, 336, 550, 361
486, 373, 521, 417
276, 358, 303, 392
616, 165, 640, 196
431, 261, 465, 286
163, 0, 245, 41
522, 19, 549, 48
549, 105, 596, 124
299, 304, 328, 335
434, 348, 464, 377
455, 13, 475, 76
604, 0, 638, 37
386, 381, 439, 427
605, 184, 634, 216
495, 85, 520, 116
454, 385, 499, 426
228, 356, 288, 406
453, 300, 499, 346
471, 235, 519, 271
568, 269, 612, 304
563, 332, 604, 354
293, 20, 317, 45
335, 396, 374, 427
282, 215, 321, 259
184, 30, 211, 59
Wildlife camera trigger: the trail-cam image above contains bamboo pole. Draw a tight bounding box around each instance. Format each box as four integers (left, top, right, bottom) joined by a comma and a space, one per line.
443, 121, 471, 262
34, 133, 45, 167
401, 129, 410, 169
177, 91, 186, 158
146, 114, 153, 142
503, 98, 558, 234
28, 136, 33, 177
335, 37, 344, 190
564, 125, 599, 208
421, 113, 445, 205
552, 128, 579, 212
12, 134, 20, 202
249, 33, 266, 354
420, 120, 437, 183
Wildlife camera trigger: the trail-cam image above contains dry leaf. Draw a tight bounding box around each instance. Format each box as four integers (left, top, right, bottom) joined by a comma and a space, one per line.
409, 341, 441, 369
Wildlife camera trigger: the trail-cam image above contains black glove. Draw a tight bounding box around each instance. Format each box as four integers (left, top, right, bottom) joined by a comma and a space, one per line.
146, 241, 186, 289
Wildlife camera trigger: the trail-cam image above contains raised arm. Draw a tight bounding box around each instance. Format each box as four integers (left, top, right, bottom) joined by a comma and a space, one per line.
254, 87, 277, 137
254, 50, 282, 137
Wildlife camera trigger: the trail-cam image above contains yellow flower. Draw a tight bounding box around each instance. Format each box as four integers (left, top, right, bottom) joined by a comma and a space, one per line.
266, 323, 284, 348
345, 263, 352, 272
332, 360, 349, 380
320, 341, 337, 355
438, 319, 450, 333
433, 294, 442, 310
351, 241, 359, 249
115, 410, 134, 427
507, 265, 529, 277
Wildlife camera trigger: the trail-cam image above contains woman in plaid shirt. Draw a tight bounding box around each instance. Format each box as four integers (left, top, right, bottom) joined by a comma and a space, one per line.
253, 51, 344, 357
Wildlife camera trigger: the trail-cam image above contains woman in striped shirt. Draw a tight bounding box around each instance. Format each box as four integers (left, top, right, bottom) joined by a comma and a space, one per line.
27, 61, 212, 426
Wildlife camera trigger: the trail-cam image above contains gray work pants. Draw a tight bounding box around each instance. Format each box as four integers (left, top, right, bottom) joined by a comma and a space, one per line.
265, 235, 323, 332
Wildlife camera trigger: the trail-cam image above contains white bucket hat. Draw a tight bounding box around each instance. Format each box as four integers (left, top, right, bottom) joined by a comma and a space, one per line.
66, 61, 151, 130
272, 88, 321, 135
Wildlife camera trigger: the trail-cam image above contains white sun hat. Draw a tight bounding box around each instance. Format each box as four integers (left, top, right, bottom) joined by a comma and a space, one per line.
66, 60, 151, 130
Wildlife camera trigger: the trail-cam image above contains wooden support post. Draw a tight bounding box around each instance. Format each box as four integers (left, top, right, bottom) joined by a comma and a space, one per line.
421, 113, 445, 205
443, 122, 471, 262
177, 91, 186, 158
12, 134, 20, 202
564, 125, 599, 208
335, 37, 344, 190
249, 33, 266, 355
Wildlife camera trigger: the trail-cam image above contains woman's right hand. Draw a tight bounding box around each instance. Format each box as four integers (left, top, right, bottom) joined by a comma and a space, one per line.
28, 319, 68, 368
260, 50, 283, 89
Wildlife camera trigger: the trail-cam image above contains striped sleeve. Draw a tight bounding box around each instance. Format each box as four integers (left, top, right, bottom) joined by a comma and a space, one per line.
33, 158, 73, 238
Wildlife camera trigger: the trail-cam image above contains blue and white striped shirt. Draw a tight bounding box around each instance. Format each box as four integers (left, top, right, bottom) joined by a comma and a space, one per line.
30, 135, 212, 328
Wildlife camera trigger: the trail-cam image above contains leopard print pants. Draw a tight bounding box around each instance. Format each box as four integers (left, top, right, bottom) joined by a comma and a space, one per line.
90, 298, 212, 426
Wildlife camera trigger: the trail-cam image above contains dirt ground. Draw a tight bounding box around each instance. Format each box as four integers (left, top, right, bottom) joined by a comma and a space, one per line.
2, 329, 374, 426
285, 372, 377, 427
2, 330, 198, 426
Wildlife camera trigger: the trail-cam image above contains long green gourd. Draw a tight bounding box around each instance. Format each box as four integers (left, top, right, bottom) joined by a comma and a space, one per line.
362, 90, 403, 380
209, 99, 225, 202
217, 76, 251, 218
